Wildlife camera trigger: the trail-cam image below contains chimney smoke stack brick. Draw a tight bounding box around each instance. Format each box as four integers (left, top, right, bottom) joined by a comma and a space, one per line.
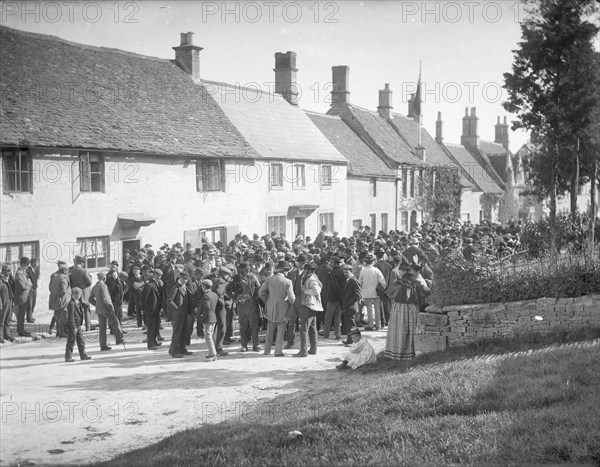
377, 83, 393, 120
435, 111, 443, 144
173, 32, 203, 81
274, 51, 299, 105
461, 106, 479, 148
330, 65, 350, 112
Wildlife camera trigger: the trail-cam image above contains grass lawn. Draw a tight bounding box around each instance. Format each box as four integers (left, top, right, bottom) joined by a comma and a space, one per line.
99, 329, 600, 466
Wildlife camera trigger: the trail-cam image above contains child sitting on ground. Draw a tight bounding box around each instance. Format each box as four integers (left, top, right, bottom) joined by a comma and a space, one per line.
336, 328, 376, 370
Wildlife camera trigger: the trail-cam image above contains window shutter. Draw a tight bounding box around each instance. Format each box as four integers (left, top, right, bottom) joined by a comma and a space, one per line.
196, 161, 203, 192
79, 153, 91, 192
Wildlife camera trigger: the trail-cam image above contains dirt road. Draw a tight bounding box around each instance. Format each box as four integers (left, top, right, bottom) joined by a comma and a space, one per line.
0, 322, 388, 466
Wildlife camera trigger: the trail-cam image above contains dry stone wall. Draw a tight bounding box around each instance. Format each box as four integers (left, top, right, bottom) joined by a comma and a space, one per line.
415, 294, 600, 352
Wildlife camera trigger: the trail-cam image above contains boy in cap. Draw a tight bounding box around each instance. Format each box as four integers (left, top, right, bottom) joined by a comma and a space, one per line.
65, 288, 91, 362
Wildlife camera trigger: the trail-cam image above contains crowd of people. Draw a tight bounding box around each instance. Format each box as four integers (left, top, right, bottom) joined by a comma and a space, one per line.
0, 217, 527, 367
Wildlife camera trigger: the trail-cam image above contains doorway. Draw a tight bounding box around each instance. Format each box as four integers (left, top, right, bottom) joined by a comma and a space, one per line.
294, 217, 305, 238
122, 239, 140, 270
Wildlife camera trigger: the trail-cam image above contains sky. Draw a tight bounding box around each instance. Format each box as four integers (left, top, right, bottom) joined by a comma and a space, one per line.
1, 0, 551, 153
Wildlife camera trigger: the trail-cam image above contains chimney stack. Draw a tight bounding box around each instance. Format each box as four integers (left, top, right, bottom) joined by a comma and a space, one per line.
435, 111, 443, 144
461, 107, 479, 148
377, 83, 393, 120
274, 51, 299, 106
172, 32, 203, 81
415, 146, 426, 162
330, 65, 350, 114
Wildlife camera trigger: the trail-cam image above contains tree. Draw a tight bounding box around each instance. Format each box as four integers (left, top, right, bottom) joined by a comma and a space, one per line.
503, 0, 600, 250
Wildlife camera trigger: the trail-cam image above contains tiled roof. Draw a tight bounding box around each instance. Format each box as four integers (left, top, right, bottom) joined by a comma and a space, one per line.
306, 112, 392, 177
207, 82, 347, 163
487, 154, 507, 183
0, 26, 258, 158
444, 144, 504, 194
339, 105, 421, 166
479, 140, 508, 156
391, 114, 455, 168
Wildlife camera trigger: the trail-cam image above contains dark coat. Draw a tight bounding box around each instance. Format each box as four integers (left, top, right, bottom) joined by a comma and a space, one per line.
168, 283, 192, 314
198, 289, 219, 324
26, 265, 39, 289
374, 259, 393, 292
106, 275, 125, 304
0, 275, 13, 316
327, 266, 346, 303
66, 298, 85, 327
141, 279, 162, 315
340, 275, 361, 310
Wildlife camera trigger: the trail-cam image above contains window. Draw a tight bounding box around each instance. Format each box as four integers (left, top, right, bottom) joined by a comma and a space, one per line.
401, 211, 409, 231
79, 152, 104, 192
370, 214, 376, 231
319, 212, 335, 232
2, 148, 32, 193
418, 169, 424, 197
402, 168, 408, 197
370, 178, 377, 197
77, 236, 110, 269
352, 219, 362, 230
196, 160, 224, 192
292, 164, 305, 189
0, 241, 39, 270
381, 213, 388, 232
199, 227, 226, 244
410, 169, 415, 198
321, 165, 332, 188
268, 216, 286, 235
270, 163, 283, 189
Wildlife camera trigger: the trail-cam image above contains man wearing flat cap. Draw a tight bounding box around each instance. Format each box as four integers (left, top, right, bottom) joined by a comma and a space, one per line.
321, 255, 345, 340
90, 271, 124, 350
259, 260, 295, 356
227, 262, 261, 352
141, 269, 163, 350
70, 255, 93, 331
48, 262, 71, 337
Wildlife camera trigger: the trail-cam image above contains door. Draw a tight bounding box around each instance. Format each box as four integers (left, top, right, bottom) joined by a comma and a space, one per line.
410, 210, 418, 230
122, 239, 140, 270
294, 217, 305, 238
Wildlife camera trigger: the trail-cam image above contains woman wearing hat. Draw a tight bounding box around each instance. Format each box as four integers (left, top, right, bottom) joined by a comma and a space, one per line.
384, 259, 429, 360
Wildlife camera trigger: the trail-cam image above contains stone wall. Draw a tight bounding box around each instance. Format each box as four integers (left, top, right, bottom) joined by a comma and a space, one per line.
415, 294, 600, 352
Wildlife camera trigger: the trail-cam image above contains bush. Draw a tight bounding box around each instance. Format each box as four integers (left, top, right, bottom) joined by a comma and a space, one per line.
520, 212, 598, 257
430, 245, 600, 307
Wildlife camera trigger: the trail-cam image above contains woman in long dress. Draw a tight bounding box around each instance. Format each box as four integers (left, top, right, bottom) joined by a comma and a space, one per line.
384, 261, 430, 360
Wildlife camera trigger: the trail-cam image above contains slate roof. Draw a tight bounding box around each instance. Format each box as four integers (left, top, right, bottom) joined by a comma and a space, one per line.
206, 81, 347, 163
444, 143, 504, 194
306, 112, 392, 177
0, 26, 258, 158
391, 114, 456, 169
336, 105, 420, 166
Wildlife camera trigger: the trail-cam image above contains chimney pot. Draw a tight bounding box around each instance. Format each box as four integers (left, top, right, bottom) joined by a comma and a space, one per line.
274, 51, 299, 105
378, 83, 393, 120
470, 107, 477, 117
330, 65, 350, 113
172, 32, 203, 81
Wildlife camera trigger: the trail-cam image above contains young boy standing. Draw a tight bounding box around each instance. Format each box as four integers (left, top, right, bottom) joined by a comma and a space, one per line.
65, 287, 91, 362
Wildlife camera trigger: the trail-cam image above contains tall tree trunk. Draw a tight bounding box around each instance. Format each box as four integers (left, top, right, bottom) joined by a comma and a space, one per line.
591, 155, 597, 242
549, 140, 559, 252
570, 140, 579, 218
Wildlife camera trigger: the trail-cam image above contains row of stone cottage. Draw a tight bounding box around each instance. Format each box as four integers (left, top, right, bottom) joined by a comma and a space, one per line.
1, 26, 529, 297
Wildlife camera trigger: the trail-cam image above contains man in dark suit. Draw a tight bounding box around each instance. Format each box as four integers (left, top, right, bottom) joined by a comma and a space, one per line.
340, 264, 362, 346
374, 250, 393, 328
167, 271, 193, 358
320, 256, 345, 339
65, 287, 91, 362
141, 269, 162, 350
14, 257, 32, 337
69, 255, 93, 331
26, 258, 39, 323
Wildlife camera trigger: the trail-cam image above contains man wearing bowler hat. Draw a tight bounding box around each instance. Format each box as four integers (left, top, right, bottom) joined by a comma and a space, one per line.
167, 271, 193, 358
90, 271, 124, 351
259, 260, 295, 356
